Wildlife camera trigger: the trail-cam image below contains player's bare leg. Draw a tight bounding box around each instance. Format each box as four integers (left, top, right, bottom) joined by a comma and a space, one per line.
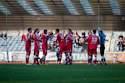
66, 53, 71, 64
91, 55, 93, 65
63, 52, 68, 65
36, 55, 39, 64
88, 56, 89, 64
40, 55, 48, 65
88, 53, 93, 65
94, 55, 97, 66
25, 53, 32, 65
70, 53, 73, 65
88, 54, 91, 65
101, 55, 107, 65
58, 53, 62, 65
26, 53, 29, 64
103, 56, 107, 65
34, 53, 39, 65
56, 52, 59, 62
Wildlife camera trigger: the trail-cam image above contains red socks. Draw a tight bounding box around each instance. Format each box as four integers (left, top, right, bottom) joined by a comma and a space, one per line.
26, 58, 29, 64
66, 53, 71, 63
34, 58, 37, 64
34, 55, 39, 64
59, 54, 62, 64
26, 55, 30, 64
88, 55, 91, 64
40, 58, 45, 64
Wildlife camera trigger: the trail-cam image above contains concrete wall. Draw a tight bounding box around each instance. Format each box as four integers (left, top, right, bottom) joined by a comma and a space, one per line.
0, 15, 125, 31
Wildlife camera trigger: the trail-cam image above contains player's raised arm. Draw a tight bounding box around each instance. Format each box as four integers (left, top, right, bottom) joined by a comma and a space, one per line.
98, 27, 102, 36
68, 35, 73, 40
97, 28, 107, 65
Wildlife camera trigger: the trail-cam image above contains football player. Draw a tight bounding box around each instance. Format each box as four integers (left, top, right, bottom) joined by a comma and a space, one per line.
64, 29, 73, 65
52, 29, 70, 65
25, 28, 32, 65
88, 30, 100, 65
34, 28, 41, 65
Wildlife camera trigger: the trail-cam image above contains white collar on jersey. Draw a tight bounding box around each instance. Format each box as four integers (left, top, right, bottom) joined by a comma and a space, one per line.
28, 32, 31, 34
43, 34, 47, 35
35, 33, 38, 35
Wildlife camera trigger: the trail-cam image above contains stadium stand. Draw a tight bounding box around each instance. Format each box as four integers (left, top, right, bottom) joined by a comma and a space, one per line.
0, 31, 124, 52
0, 36, 82, 52
0, 36, 108, 53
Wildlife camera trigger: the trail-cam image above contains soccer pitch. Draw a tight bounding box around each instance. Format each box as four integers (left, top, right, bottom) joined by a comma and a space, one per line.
0, 64, 125, 83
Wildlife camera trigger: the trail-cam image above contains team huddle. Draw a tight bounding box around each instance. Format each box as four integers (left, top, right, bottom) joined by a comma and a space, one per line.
25, 27, 107, 66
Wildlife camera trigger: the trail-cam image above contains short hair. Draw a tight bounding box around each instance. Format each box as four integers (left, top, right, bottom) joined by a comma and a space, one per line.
34, 29, 36, 34
68, 29, 72, 32
88, 32, 92, 35
34, 28, 39, 34
28, 28, 32, 32
36, 28, 39, 31
93, 29, 96, 34
100, 31, 103, 34
44, 29, 47, 34
56, 29, 59, 32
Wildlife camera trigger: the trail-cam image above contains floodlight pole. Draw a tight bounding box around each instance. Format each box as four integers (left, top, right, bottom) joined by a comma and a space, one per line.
6, 3, 9, 62
98, 4, 100, 28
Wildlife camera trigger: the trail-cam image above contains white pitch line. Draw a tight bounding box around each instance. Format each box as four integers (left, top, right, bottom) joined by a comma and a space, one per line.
0, 66, 124, 72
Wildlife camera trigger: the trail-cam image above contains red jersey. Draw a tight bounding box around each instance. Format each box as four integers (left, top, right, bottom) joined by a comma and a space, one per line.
42, 34, 48, 46
87, 35, 92, 48
21, 35, 25, 41
25, 32, 31, 46
65, 34, 73, 46
34, 33, 41, 46
53, 33, 66, 46
88, 35, 99, 49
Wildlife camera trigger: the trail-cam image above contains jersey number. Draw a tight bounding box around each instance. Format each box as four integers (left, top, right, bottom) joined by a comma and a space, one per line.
92, 37, 97, 42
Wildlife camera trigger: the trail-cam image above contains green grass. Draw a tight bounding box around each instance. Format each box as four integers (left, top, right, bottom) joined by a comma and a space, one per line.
0, 64, 125, 83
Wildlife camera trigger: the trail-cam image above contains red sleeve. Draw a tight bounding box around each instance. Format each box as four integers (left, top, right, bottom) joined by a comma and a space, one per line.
34, 35, 38, 41
42, 35, 45, 38
88, 36, 91, 43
